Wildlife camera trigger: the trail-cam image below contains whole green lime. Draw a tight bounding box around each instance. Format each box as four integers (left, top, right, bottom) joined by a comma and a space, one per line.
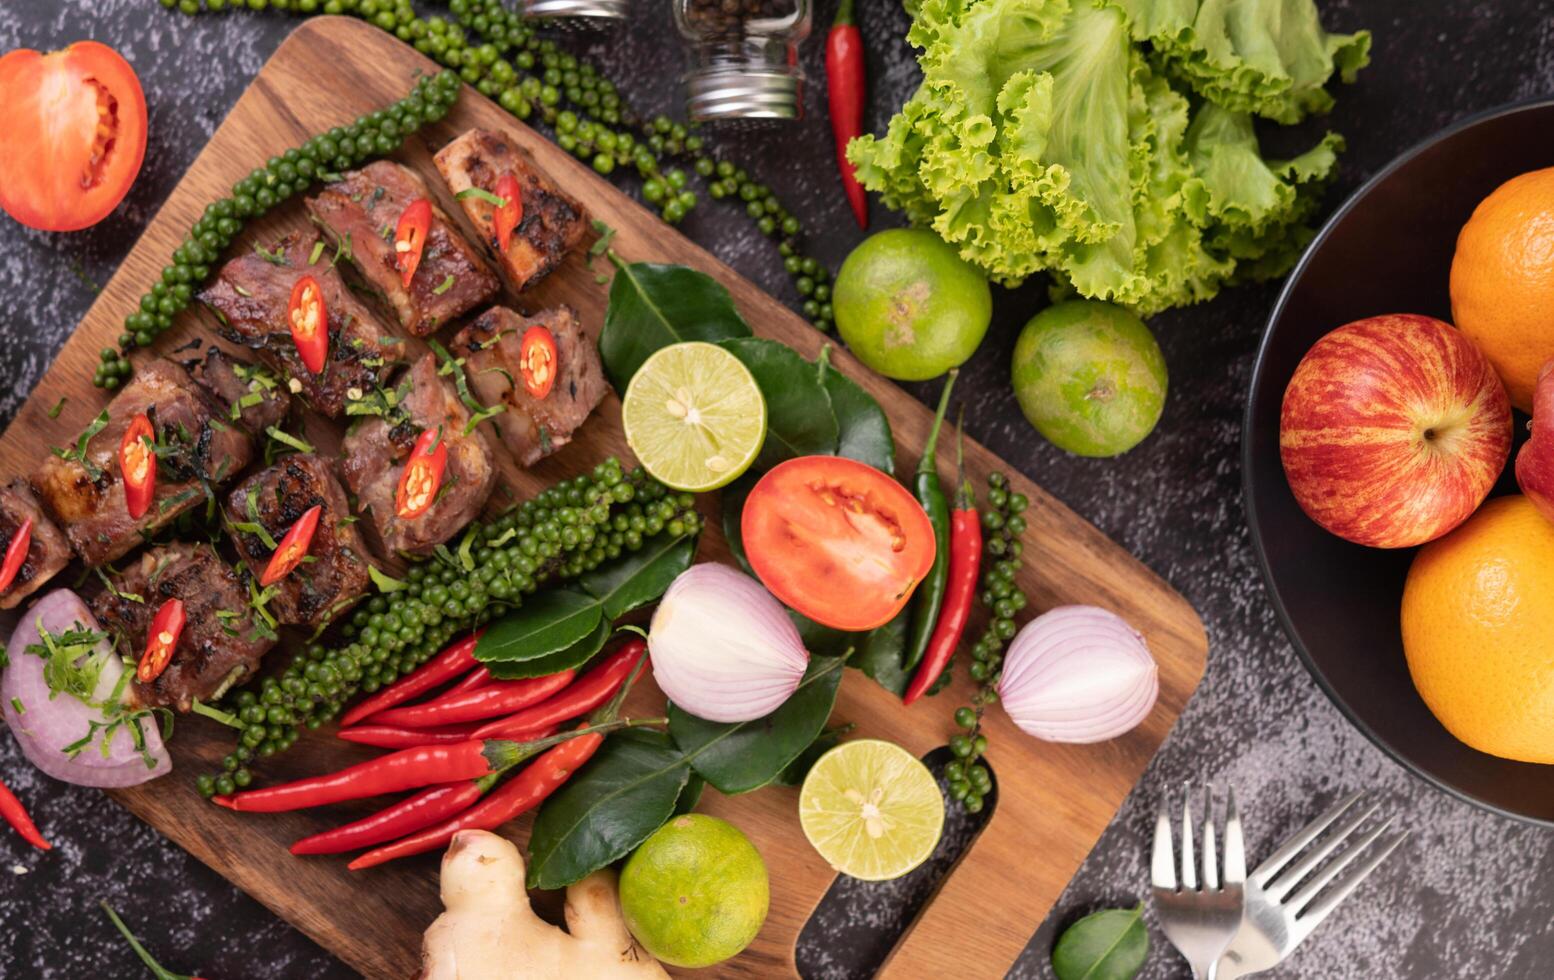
833, 228, 992, 381
1011, 300, 1167, 457
619, 814, 769, 968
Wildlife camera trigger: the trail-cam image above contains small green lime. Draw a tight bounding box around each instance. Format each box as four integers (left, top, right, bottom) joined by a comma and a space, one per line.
798, 739, 944, 881
1011, 300, 1167, 457
622, 342, 767, 492
833, 228, 991, 381
619, 814, 769, 968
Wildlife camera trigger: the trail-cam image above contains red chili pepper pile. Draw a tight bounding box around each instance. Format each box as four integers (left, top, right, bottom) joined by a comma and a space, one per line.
213, 635, 649, 870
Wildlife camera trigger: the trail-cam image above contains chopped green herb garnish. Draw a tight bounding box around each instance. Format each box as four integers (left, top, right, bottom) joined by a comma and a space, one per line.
232, 283, 253, 298
47, 397, 66, 419
94, 567, 144, 604
308, 240, 326, 266
11, 698, 23, 715
589, 219, 617, 258
433, 274, 456, 295
368, 565, 406, 593
191, 699, 244, 729
253, 242, 289, 266
456, 186, 507, 207
265, 425, 314, 454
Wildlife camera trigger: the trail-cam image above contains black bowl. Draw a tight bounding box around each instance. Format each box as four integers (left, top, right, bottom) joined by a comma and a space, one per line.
1243, 99, 1554, 825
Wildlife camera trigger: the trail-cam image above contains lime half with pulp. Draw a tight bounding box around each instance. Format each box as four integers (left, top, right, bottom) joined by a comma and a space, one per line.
798, 738, 945, 881
622, 342, 766, 492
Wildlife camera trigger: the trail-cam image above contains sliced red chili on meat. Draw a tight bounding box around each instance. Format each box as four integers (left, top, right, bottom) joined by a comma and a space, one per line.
138, 597, 186, 684
260, 503, 322, 587
394, 197, 433, 288
0, 518, 32, 595
395, 426, 448, 520
118, 412, 156, 520
519, 325, 557, 400
287, 274, 328, 375
493, 173, 523, 253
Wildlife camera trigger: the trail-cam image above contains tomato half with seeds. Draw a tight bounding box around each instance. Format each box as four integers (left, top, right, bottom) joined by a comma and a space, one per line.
0, 41, 147, 231
742, 455, 937, 631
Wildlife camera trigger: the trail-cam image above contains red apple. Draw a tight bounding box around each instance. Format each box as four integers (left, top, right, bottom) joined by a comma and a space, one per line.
1280, 313, 1511, 548
1516, 360, 1554, 525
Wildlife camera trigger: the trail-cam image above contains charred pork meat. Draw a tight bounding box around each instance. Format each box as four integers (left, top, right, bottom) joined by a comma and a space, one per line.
0, 480, 71, 610
92, 543, 275, 713
448, 305, 607, 467
188, 346, 292, 435
198, 231, 406, 418
306, 160, 498, 337
225, 454, 371, 628
433, 128, 588, 294
341, 352, 496, 556
32, 359, 253, 567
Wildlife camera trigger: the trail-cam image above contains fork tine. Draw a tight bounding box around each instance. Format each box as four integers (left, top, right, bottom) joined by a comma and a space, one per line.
1286, 817, 1395, 914
1201, 785, 1219, 890
1295, 831, 1408, 928
1180, 790, 1198, 890
1266, 799, 1381, 898
1152, 797, 1177, 889
1223, 787, 1246, 885
1252, 791, 1364, 886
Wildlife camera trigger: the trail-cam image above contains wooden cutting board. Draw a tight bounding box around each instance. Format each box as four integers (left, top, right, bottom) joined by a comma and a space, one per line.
0, 17, 1206, 979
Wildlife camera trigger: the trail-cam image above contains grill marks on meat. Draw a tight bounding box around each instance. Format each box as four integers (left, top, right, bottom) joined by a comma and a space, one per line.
342, 353, 496, 556
199, 231, 406, 418
225, 455, 371, 628
188, 346, 292, 435
450, 306, 608, 467
0, 480, 70, 610
93, 543, 274, 712
307, 161, 498, 337
32, 360, 253, 567
433, 129, 588, 294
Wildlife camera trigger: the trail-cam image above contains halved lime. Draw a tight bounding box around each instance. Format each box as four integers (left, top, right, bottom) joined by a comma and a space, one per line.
622, 342, 767, 492
798, 738, 945, 881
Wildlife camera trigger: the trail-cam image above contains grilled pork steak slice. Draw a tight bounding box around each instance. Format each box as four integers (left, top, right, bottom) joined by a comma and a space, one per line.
449, 306, 608, 467
307, 161, 498, 337
225, 454, 371, 627
199, 231, 406, 418
0, 480, 71, 610
93, 543, 275, 712
433, 128, 588, 293
342, 352, 496, 556
188, 346, 292, 435
33, 359, 253, 567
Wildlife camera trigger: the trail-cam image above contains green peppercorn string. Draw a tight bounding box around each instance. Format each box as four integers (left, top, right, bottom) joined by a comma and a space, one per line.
161, 0, 837, 333
194, 459, 703, 796
942, 472, 1030, 814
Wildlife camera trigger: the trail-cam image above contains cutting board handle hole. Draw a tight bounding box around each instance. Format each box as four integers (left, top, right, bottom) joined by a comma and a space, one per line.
793, 746, 998, 979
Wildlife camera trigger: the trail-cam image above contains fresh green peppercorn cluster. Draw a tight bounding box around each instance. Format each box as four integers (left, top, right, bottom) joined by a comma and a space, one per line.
195, 459, 703, 796
943, 472, 1030, 814
166, 0, 837, 332
95, 67, 461, 389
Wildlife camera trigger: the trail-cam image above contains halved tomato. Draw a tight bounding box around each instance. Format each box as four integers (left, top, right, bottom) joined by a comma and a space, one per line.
742, 455, 936, 631
0, 41, 147, 232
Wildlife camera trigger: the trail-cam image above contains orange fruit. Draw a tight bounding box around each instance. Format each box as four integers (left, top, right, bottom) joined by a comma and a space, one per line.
1401, 495, 1554, 762
1449, 167, 1554, 412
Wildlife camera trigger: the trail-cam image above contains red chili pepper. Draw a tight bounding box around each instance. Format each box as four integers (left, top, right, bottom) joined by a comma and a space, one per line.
393, 197, 433, 287
0, 777, 49, 850
287, 274, 328, 375
336, 721, 481, 749
903, 431, 982, 706
0, 517, 32, 595
519, 325, 557, 400
290, 781, 482, 856
371, 668, 575, 729
826, 0, 868, 229
444, 665, 492, 697
472, 639, 644, 740
118, 413, 156, 520
493, 173, 523, 253
395, 425, 447, 520
348, 724, 602, 871
338, 630, 484, 728
138, 598, 187, 684
259, 503, 321, 587
212, 738, 522, 814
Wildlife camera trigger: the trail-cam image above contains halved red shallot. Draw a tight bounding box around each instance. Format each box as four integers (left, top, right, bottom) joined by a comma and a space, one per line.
997, 605, 1157, 744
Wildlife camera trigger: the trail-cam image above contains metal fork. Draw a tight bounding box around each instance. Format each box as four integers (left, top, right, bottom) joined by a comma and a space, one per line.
1216, 792, 1408, 979
1152, 786, 1247, 980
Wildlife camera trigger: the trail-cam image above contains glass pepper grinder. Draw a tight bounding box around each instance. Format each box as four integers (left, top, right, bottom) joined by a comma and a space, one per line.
674, 0, 812, 122
521, 0, 629, 28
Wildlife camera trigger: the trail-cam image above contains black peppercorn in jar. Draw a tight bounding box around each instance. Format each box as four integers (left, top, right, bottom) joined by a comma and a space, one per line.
673, 0, 811, 121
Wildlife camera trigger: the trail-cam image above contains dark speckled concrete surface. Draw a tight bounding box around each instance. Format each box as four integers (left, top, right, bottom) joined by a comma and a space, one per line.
3, 1, 1554, 977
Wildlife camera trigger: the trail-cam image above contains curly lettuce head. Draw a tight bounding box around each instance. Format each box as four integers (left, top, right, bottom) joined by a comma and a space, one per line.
850, 0, 1367, 316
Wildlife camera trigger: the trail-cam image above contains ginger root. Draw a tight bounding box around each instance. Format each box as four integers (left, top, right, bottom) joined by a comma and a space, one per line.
419, 830, 669, 980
